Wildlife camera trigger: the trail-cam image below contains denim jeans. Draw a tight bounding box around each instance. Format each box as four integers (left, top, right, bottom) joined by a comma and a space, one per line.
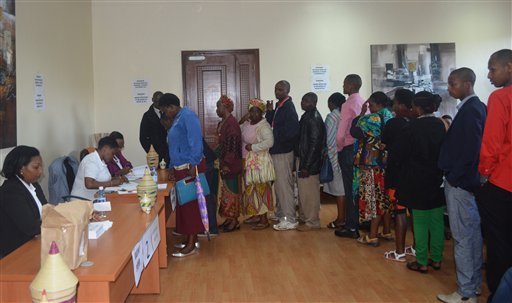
445, 181, 483, 298
338, 145, 358, 231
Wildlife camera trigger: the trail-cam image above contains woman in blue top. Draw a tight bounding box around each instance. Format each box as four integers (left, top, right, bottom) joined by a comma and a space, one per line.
350, 91, 393, 247
159, 93, 205, 258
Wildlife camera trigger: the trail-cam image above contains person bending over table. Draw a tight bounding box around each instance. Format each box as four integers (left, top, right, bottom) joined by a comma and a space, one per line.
71, 136, 126, 200
107, 131, 133, 177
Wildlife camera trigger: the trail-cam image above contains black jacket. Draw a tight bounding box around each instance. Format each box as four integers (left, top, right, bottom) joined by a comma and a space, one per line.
0, 178, 48, 258
395, 116, 446, 210
139, 105, 169, 163
438, 96, 487, 193
297, 109, 326, 175
266, 97, 300, 154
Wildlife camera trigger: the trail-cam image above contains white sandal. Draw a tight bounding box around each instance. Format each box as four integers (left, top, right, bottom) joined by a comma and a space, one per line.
405, 246, 416, 256
384, 250, 406, 262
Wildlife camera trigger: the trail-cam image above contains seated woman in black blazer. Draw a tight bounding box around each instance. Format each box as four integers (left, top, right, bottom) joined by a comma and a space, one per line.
0, 146, 47, 259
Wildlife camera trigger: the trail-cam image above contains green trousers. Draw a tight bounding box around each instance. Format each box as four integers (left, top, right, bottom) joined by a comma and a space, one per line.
412, 207, 445, 266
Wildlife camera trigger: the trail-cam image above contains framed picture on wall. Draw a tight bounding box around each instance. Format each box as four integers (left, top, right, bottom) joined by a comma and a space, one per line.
0, 0, 16, 148
370, 42, 457, 117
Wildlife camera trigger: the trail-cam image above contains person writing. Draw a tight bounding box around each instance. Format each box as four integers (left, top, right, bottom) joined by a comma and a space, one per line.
71, 136, 126, 200
106, 131, 133, 177
0, 146, 47, 258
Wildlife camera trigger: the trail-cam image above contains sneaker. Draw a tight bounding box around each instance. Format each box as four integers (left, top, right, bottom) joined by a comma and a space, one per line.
273, 219, 298, 231
475, 288, 481, 297
334, 228, 360, 239
437, 291, 476, 303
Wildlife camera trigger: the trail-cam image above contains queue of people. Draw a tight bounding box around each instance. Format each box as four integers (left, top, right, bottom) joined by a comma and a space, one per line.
1, 49, 510, 303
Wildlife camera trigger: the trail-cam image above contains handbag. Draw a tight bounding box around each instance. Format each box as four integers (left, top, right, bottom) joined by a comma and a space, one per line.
245, 150, 275, 184
319, 149, 334, 183
175, 172, 210, 206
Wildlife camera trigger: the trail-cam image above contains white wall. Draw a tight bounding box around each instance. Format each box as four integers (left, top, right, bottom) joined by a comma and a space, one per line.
1, 0, 95, 191
91, 1, 511, 166
3, 1, 510, 193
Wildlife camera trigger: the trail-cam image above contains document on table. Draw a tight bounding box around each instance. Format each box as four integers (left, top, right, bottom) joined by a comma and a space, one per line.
128, 165, 149, 181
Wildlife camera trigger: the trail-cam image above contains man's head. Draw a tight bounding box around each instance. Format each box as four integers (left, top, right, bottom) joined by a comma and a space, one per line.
488, 49, 512, 88
343, 74, 362, 95
159, 93, 181, 119
274, 80, 290, 101
152, 91, 163, 108
448, 67, 476, 100
301, 92, 318, 112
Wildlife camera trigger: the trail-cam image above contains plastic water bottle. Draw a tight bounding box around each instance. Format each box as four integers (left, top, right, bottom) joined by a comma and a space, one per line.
95, 186, 107, 219
96, 186, 106, 203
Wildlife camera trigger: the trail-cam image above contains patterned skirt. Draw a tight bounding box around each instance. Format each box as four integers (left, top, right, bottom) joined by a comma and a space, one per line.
355, 166, 389, 223
218, 176, 241, 219
243, 182, 274, 216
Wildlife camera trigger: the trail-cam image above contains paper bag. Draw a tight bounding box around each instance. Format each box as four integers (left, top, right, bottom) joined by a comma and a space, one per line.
41, 200, 93, 270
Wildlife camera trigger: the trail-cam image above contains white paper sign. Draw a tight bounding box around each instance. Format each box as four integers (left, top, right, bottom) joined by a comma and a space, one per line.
34, 73, 45, 111
131, 241, 144, 287
149, 217, 160, 249
132, 79, 150, 104
311, 65, 330, 92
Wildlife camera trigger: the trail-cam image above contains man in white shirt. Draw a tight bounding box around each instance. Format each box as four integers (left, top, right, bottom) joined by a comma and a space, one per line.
71, 137, 126, 200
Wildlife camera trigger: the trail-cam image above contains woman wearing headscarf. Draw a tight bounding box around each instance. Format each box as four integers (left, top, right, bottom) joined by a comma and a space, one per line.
159, 93, 205, 257
0, 146, 47, 258
241, 98, 275, 230
216, 95, 243, 232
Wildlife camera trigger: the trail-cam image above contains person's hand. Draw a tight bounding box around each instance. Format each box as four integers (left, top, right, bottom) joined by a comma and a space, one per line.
188, 165, 197, 178
245, 144, 252, 151
266, 100, 274, 112
360, 101, 369, 116
299, 170, 309, 178
119, 167, 131, 175
239, 112, 250, 124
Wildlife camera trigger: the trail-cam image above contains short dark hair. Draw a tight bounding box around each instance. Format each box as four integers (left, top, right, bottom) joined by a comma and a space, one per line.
413, 91, 442, 114
328, 92, 346, 108
153, 91, 163, 98
98, 136, 119, 150
1, 146, 40, 179
394, 88, 414, 109
345, 74, 362, 91
491, 49, 512, 65
158, 93, 180, 108
450, 67, 476, 86
109, 131, 124, 141
276, 80, 291, 94
369, 91, 392, 107
302, 92, 318, 104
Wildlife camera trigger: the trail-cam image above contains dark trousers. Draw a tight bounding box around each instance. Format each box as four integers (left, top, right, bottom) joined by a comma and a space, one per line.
476, 182, 512, 298
338, 145, 358, 231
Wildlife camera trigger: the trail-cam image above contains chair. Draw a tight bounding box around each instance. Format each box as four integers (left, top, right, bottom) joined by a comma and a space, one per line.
48, 155, 81, 204
79, 146, 95, 161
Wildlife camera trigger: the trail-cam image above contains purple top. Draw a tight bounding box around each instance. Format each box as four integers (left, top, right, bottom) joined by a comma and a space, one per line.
106, 151, 133, 176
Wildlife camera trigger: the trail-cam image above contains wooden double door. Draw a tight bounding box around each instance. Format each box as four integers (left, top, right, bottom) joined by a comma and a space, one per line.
182, 49, 260, 149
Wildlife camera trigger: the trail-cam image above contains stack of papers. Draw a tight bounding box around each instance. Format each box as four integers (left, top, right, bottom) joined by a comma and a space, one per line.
88, 221, 113, 239
126, 165, 149, 181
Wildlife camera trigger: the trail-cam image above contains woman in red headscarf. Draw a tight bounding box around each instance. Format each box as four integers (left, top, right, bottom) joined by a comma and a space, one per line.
215, 95, 243, 232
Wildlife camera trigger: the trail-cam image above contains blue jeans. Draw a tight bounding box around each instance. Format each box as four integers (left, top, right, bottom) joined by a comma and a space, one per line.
445, 181, 483, 298
491, 267, 512, 303
338, 145, 358, 231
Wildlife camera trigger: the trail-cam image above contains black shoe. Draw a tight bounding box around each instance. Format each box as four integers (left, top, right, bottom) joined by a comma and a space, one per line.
334, 228, 359, 239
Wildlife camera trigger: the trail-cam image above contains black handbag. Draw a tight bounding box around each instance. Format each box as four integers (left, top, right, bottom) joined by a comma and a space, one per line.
319, 150, 334, 183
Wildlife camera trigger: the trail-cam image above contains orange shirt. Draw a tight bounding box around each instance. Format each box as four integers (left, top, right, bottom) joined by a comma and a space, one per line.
479, 86, 512, 192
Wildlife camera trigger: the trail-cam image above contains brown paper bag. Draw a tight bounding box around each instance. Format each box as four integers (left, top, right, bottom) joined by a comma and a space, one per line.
41, 200, 93, 270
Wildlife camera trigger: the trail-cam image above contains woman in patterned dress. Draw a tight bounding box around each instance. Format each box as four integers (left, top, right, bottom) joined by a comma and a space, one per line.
216, 95, 243, 232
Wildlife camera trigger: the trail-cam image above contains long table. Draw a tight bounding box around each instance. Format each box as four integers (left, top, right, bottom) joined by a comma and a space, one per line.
0, 198, 164, 302
107, 182, 174, 269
